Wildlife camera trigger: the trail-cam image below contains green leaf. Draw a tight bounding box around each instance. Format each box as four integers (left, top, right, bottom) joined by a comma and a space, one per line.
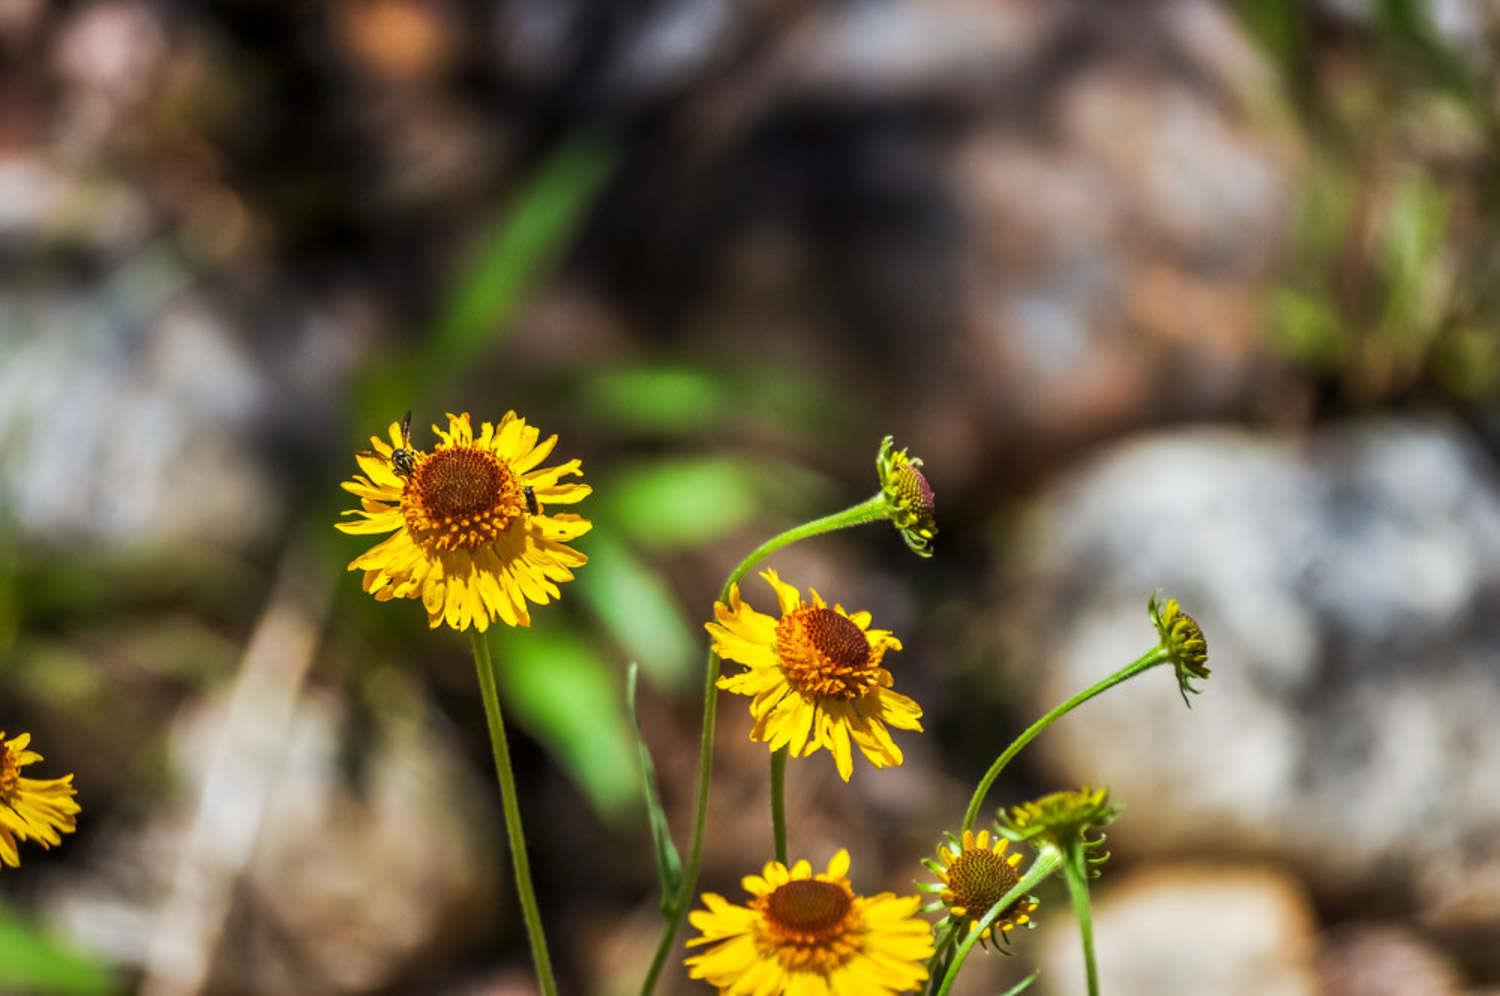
357, 133, 616, 421
597, 459, 761, 549
429, 135, 615, 374
1377, 172, 1450, 347
574, 534, 695, 693
626, 662, 683, 913
496, 625, 641, 822
998, 972, 1039, 996
577, 366, 732, 435
1268, 288, 1346, 370
0, 902, 116, 994
1235, 0, 1304, 79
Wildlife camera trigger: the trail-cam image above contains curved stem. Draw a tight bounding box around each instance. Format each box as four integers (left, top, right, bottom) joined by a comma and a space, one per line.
638, 493, 890, 995
770, 748, 789, 863
934, 848, 1064, 996
1061, 840, 1100, 996
725, 495, 888, 574
961, 646, 1167, 832
470, 630, 558, 996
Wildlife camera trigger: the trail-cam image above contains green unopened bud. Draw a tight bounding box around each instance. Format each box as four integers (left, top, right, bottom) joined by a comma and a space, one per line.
1149, 592, 1210, 706
876, 436, 937, 558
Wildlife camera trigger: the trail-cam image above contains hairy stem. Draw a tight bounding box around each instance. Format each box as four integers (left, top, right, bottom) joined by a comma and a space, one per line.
1061, 839, 1101, 996
934, 848, 1063, 996
470, 630, 558, 996
637, 493, 890, 995
961, 646, 1167, 831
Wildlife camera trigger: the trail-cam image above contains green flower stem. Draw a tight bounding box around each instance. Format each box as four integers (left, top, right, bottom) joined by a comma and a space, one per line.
934, 847, 1064, 996
469, 630, 558, 996
638, 493, 891, 996
923, 919, 961, 996
770, 747, 789, 863
961, 645, 1168, 832
1060, 839, 1100, 996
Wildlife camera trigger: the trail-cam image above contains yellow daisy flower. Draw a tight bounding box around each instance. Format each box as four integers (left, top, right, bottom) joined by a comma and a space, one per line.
919, 829, 1038, 951
337, 411, 591, 631
0, 731, 80, 869
707, 570, 922, 782
685, 849, 934, 995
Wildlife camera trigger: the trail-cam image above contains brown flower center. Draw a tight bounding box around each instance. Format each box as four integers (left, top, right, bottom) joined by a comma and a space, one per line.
775, 607, 877, 701
403, 446, 526, 552
767, 879, 852, 935
945, 848, 1021, 919
895, 463, 935, 519
756, 878, 861, 972
0, 739, 17, 799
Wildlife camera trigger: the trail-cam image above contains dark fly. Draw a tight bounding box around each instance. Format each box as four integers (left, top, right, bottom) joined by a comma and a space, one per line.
357, 411, 418, 479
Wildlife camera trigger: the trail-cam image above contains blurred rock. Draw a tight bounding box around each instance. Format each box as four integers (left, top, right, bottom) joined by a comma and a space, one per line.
52, 1, 168, 148
950, 0, 1298, 470
990, 417, 1500, 934
1035, 864, 1319, 996
48, 681, 500, 995
0, 278, 281, 548
1318, 924, 1464, 996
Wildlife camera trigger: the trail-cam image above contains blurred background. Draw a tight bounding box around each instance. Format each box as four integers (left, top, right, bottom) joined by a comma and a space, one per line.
3, 0, 1500, 993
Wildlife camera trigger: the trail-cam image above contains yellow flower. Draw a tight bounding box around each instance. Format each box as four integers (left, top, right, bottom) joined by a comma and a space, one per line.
919, 829, 1038, 950
0, 731, 80, 869
876, 437, 936, 557
685, 849, 934, 995
707, 570, 922, 781
337, 411, 591, 631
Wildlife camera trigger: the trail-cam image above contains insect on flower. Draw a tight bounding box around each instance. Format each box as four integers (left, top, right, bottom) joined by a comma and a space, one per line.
358, 410, 419, 480
337, 410, 592, 631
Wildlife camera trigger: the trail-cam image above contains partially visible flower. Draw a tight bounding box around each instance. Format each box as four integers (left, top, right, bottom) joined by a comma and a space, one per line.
876, 437, 936, 557
1000, 786, 1119, 861
0, 731, 80, 869
919, 829, 1038, 951
337, 411, 591, 632
685, 849, 934, 995
1148, 592, 1210, 705
707, 569, 922, 781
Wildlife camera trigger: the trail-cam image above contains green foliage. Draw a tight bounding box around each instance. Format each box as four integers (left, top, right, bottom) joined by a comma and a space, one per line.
1375, 171, 1449, 348
578, 366, 733, 435
358, 134, 617, 428
497, 623, 641, 822
0, 903, 116, 995
575, 535, 695, 692
598, 459, 763, 550
626, 662, 683, 914
998, 972, 1040, 996
1268, 288, 1345, 371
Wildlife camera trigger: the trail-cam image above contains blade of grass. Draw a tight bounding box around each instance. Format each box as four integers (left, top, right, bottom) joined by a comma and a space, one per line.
626, 662, 684, 911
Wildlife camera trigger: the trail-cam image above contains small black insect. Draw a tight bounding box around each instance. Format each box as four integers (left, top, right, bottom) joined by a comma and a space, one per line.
358, 411, 418, 479
389, 410, 418, 479
523, 485, 539, 516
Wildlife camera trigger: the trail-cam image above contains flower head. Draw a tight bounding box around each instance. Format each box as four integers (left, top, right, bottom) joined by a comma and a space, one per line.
1148, 592, 1210, 705
337, 412, 591, 631
707, 570, 922, 781
0, 731, 80, 869
876, 437, 936, 558
919, 829, 1038, 951
1000, 787, 1119, 869
685, 849, 934, 995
